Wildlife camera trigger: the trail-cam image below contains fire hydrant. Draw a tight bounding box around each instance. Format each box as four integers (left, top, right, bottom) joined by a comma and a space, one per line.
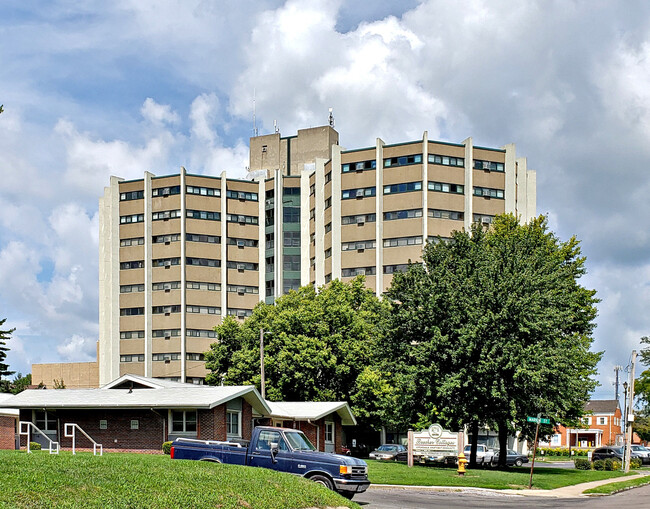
457, 452, 468, 476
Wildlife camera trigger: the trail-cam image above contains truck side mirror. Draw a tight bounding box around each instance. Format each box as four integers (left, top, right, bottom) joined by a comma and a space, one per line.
270, 442, 279, 463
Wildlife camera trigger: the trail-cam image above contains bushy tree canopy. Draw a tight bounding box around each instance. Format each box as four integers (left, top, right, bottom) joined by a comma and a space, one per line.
384, 214, 601, 465
0, 318, 16, 392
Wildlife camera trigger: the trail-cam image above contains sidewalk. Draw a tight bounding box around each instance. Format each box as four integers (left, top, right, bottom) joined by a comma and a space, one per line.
370, 471, 650, 498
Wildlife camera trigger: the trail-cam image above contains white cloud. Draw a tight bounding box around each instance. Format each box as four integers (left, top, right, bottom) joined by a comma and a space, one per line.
56, 334, 97, 362
141, 98, 180, 127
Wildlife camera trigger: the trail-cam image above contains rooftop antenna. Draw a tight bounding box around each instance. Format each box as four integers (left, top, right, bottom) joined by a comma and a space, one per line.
614, 364, 623, 401
253, 89, 258, 137
328, 107, 335, 128
274, 119, 279, 134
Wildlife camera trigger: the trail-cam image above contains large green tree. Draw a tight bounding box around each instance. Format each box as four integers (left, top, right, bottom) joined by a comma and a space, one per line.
633, 336, 650, 441
204, 277, 391, 430
384, 214, 601, 466
0, 318, 16, 393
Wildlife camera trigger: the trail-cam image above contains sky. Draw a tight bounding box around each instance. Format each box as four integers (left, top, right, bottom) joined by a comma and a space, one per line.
1, 0, 649, 402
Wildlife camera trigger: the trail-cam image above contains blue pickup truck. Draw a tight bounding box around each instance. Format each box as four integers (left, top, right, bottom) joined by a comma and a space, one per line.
170, 426, 370, 499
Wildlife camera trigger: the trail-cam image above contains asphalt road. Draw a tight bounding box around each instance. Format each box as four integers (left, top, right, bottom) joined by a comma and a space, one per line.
354, 483, 650, 508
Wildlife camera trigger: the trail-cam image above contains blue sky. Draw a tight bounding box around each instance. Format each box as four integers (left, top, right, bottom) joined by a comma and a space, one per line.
1, 0, 650, 401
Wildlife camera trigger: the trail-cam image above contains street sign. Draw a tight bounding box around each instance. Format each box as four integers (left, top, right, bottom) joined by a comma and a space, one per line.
526, 416, 551, 424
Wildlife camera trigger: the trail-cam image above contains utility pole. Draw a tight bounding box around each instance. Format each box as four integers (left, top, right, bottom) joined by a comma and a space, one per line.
260, 328, 265, 399
624, 350, 637, 473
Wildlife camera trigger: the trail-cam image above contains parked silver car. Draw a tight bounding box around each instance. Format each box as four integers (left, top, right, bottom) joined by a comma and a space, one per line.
369, 444, 408, 461
630, 445, 650, 464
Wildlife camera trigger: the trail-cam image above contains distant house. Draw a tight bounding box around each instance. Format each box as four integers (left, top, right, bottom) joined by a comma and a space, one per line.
541, 400, 623, 448
2, 374, 354, 454
0, 394, 19, 450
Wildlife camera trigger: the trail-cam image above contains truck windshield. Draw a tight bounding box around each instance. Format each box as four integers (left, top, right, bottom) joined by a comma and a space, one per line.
285, 431, 317, 451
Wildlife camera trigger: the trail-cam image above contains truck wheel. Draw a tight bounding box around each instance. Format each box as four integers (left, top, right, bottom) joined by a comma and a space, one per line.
310, 475, 334, 491
515, 459, 523, 467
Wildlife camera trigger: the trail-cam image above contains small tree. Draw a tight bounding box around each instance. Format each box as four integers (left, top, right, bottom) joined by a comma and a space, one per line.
0, 318, 16, 392
10, 373, 32, 394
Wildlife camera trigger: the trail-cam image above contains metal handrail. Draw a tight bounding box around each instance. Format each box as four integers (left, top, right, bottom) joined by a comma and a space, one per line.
19, 421, 60, 454
64, 423, 103, 456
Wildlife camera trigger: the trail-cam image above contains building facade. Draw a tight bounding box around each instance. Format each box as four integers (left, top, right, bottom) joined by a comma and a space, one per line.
99, 125, 536, 385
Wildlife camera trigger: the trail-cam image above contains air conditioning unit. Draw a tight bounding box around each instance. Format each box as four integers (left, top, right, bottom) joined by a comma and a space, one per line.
238, 216, 246, 224
238, 192, 246, 201
164, 288, 171, 293
162, 188, 170, 196
357, 268, 366, 276
237, 310, 246, 317
482, 161, 491, 170
164, 335, 171, 340
237, 240, 245, 248
237, 287, 245, 295
237, 263, 246, 271
164, 312, 170, 316
356, 189, 364, 198
164, 241, 170, 245
356, 217, 365, 225
165, 359, 171, 364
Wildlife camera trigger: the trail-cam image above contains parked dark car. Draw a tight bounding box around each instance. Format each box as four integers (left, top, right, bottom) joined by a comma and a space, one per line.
591, 446, 642, 463
492, 449, 529, 467
369, 444, 408, 461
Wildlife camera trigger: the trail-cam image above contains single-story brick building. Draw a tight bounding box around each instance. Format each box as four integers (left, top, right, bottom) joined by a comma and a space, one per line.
3, 374, 355, 454
0, 394, 19, 450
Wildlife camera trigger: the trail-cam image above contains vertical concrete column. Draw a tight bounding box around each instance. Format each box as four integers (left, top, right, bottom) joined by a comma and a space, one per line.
98, 176, 123, 385
258, 178, 265, 296
422, 132, 428, 243
331, 146, 342, 281
503, 143, 517, 217
300, 165, 311, 286
143, 172, 153, 378
220, 172, 228, 320
375, 138, 385, 295
180, 168, 187, 382
314, 159, 326, 287
526, 169, 537, 222
463, 138, 473, 232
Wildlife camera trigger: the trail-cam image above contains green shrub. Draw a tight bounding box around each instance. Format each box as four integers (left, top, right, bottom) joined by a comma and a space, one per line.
29, 442, 41, 451
162, 441, 173, 455
593, 459, 605, 471
604, 458, 621, 471
574, 458, 591, 470
630, 457, 642, 469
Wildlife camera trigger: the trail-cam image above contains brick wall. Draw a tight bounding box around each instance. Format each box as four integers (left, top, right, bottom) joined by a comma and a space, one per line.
0, 415, 17, 450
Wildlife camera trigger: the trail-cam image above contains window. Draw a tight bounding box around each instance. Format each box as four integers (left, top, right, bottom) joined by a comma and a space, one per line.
152, 209, 181, 221
266, 256, 274, 274
186, 281, 220, 291
131, 420, 139, 430
99, 420, 107, 430
186, 257, 220, 267
428, 181, 464, 194
325, 274, 332, 283
342, 213, 376, 225
342, 267, 376, 277
120, 214, 144, 224
384, 264, 410, 274
473, 186, 504, 199
324, 222, 332, 233
342, 187, 376, 199
383, 154, 422, 167
120, 237, 144, 247
325, 422, 334, 443
120, 284, 144, 293
428, 209, 463, 221
283, 207, 300, 223
265, 280, 274, 297
227, 214, 259, 225
324, 197, 332, 209
428, 154, 464, 167
383, 182, 421, 195
152, 281, 181, 291
152, 257, 181, 267
283, 255, 300, 271
34, 411, 57, 431
120, 307, 144, 316
227, 285, 259, 294
187, 209, 220, 221
283, 187, 300, 196
120, 190, 144, 201
283, 279, 300, 293
473, 159, 504, 172
186, 185, 220, 197
120, 331, 144, 339
186, 233, 220, 244
550, 434, 561, 446
384, 209, 423, 221
309, 183, 315, 195
265, 209, 274, 227
186, 329, 217, 338
226, 261, 258, 271
342, 159, 376, 172
383, 236, 423, 248
186, 305, 220, 315
153, 234, 181, 244
152, 305, 181, 314
171, 411, 197, 433
324, 172, 332, 183
152, 185, 180, 197
227, 411, 241, 437
227, 308, 253, 318
152, 329, 181, 338
597, 417, 608, 425
226, 190, 258, 201
152, 353, 181, 361
283, 231, 300, 247
120, 354, 145, 362
120, 260, 144, 270
324, 248, 331, 258
473, 214, 494, 224
342, 240, 376, 251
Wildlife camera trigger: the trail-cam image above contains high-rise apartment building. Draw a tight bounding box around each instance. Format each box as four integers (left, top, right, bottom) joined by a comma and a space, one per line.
98, 125, 536, 385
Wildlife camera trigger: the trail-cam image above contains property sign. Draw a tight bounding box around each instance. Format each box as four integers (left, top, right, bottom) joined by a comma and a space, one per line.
412, 424, 459, 460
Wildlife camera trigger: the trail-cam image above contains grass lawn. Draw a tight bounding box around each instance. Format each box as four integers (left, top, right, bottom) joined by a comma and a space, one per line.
583, 475, 650, 495
367, 459, 631, 490
0, 450, 358, 509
